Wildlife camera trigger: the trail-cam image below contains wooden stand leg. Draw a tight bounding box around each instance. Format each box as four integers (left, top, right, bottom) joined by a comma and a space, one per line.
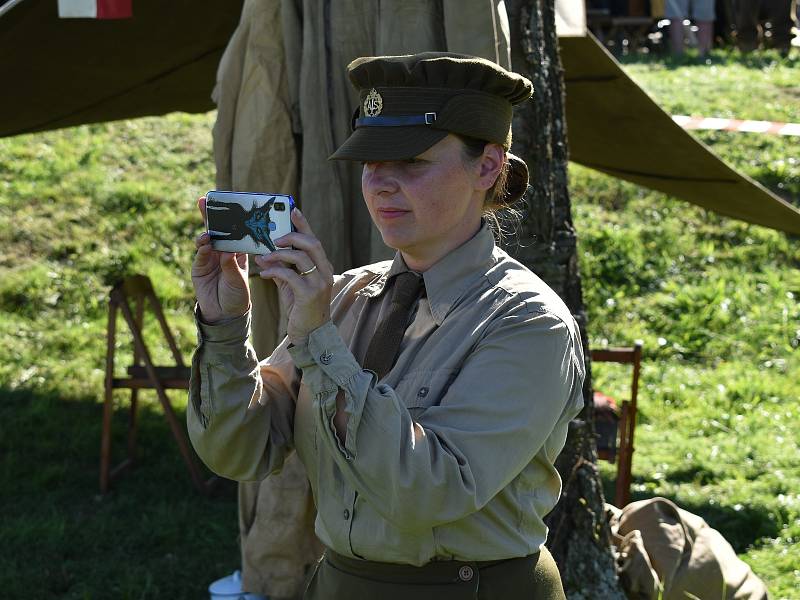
127, 389, 139, 462
127, 299, 144, 464
100, 384, 114, 494
100, 304, 117, 494
615, 401, 632, 507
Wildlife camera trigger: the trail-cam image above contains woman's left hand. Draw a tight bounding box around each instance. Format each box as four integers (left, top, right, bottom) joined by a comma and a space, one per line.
255, 208, 335, 344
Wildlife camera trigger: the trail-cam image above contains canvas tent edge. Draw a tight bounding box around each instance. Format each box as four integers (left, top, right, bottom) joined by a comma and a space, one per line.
560, 34, 800, 235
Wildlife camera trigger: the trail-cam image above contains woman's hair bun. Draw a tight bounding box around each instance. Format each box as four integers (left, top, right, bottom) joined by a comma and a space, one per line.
500, 153, 529, 205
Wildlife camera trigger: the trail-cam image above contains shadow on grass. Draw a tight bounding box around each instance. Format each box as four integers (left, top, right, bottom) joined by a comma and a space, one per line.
601, 472, 780, 553
0, 386, 238, 599
617, 48, 799, 70
662, 464, 718, 486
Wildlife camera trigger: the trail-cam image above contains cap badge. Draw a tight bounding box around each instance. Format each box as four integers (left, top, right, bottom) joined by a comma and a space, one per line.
363, 88, 383, 117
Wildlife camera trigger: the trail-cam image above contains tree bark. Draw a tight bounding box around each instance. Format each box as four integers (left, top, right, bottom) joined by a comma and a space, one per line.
504, 1, 627, 597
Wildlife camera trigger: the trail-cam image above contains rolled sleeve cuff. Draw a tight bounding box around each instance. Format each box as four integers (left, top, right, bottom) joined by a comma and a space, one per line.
189, 306, 254, 430
307, 321, 362, 384
287, 339, 316, 369
194, 304, 251, 347
289, 321, 372, 458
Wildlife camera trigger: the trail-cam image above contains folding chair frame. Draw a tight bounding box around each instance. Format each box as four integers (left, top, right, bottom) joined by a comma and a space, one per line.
591, 341, 643, 507
100, 275, 217, 495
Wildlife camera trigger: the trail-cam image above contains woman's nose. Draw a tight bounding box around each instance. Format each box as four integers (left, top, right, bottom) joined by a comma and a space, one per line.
362, 162, 398, 195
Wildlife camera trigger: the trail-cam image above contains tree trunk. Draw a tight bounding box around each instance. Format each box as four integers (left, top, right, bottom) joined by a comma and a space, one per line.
505, 1, 627, 597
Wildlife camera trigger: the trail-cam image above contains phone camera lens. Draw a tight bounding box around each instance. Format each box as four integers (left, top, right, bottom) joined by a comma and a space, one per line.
274, 202, 286, 211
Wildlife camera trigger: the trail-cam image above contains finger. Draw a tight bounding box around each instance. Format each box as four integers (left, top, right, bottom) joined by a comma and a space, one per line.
220, 251, 247, 273
271, 233, 334, 280
262, 250, 331, 285
256, 249, 316, 274
290, 207, 315, 237
192, 240, 217, 274
259, 264, 307, 292
195, 231, 211, 249
193, 231, 219, 274
235, 252, 248, 270
194, 242, 211, 261
274, 209, 320, 248
197, 196, 207, 223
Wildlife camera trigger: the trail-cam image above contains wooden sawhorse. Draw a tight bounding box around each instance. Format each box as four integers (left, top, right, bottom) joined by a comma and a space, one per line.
592, 341, 643, 507
100, 275, 217, 495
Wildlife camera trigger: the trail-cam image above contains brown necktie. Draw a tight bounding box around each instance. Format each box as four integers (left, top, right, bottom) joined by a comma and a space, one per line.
363, 271, 423, 380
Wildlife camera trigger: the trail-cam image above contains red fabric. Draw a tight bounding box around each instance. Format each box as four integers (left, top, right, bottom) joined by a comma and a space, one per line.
593, 391, 619, 414
97, 0, 132, 19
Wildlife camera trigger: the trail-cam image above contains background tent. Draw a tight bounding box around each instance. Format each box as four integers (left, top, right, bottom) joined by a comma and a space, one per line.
0, 0, 240, 135
1, 0, 798, 234
559, 35, 800, 235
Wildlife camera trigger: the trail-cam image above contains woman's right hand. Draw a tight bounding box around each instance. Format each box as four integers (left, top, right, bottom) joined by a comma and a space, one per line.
191, 196, 250, 323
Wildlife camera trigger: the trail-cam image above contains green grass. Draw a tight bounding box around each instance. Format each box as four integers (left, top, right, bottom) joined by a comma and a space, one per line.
0, 114, 238, 599
1, 51, 798, 598
578, 48, 799, 599
0, 387, 239, 598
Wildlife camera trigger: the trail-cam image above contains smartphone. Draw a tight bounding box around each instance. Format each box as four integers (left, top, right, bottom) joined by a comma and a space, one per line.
205, 191, 294, 255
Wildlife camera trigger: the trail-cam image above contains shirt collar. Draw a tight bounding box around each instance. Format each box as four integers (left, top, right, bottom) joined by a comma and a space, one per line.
357, 222, 496, 325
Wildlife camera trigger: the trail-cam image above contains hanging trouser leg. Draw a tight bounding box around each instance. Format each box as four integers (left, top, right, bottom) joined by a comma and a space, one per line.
734, 0, 762, 49
240, 453, 323, 599
763, 0, 795, 51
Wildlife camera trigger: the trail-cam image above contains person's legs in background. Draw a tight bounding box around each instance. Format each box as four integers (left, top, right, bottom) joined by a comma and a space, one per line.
669, 17, 687, 53
667, 0, 715, 56
694, 20, 715, 53
694, 0, 717, 54
762, 0, 795, 53
666, 0, 691, 53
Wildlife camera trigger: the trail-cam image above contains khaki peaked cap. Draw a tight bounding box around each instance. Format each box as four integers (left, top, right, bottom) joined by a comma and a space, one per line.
330, 52, 533, 162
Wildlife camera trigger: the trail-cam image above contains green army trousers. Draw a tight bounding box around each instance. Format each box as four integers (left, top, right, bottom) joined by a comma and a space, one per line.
303, 546, 566, 599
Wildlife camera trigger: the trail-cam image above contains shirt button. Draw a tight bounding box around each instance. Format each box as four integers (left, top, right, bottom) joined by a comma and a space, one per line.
458, 565, 474, 582
320, 350, 332, 365
343, 509, 351, 520
417, 387, 429, 398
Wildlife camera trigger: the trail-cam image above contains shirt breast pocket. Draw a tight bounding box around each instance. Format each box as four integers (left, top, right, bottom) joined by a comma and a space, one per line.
395, 369, 459, 417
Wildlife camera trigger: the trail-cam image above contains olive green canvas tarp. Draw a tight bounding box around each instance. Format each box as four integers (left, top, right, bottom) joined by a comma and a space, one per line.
0, 0, 242, 137
559, 34, 800, 235
1, 0, 798, 234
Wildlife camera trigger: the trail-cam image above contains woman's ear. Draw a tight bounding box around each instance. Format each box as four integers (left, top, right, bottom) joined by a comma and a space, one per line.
475, 143, 505, 192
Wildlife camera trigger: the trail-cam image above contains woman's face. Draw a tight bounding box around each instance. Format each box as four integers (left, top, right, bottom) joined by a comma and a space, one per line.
362, 134, 500, 271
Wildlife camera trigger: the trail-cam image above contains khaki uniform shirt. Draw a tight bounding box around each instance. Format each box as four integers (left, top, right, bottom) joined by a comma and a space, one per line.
188, 225, 585, 565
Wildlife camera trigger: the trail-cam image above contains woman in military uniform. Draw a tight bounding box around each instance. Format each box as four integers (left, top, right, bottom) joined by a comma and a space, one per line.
189, 52, 584, 599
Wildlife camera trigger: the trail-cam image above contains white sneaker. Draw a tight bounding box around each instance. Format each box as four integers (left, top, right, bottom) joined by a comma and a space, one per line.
208, 570, 269, 600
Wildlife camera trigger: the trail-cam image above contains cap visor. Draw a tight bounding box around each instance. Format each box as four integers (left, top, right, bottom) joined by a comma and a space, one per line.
330, 126, 448, 161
